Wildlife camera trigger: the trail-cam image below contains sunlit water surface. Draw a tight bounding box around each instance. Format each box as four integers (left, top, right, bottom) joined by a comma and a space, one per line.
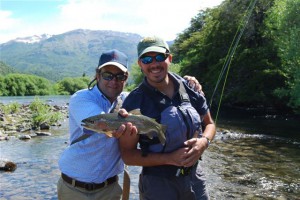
1, 96, 299, 200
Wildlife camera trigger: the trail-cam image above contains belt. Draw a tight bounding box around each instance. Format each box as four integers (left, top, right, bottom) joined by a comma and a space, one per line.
142, 165, 179, 177
61, 173, 118, 191
142, 161, 199, 177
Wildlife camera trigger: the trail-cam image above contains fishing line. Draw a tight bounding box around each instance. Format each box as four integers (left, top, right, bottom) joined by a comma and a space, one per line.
210, 0, 258, 123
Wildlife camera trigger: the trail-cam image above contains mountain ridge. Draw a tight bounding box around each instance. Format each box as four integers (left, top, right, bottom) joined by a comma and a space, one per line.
0, 29, 143, 81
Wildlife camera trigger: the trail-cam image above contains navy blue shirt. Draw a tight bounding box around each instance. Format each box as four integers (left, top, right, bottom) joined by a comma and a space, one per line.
122, 72, 209, 153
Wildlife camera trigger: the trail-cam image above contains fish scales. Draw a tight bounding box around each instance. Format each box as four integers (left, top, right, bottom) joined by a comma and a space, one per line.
81, 110, 167, 145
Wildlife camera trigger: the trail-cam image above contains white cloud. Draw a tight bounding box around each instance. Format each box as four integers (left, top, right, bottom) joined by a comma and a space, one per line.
0, 9, 51, 43
0, 0, 224, 43
53, 0, 204, 40
0, 10, 23, 42
0, 10, 19, 30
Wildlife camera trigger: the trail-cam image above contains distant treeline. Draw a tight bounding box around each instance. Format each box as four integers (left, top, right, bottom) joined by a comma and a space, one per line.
0, 73, 90, 96
0, 0, 299, 115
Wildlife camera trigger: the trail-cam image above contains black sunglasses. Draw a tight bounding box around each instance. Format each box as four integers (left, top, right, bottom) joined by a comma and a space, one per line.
101, 72, 128, 81
140, 53, 169, 64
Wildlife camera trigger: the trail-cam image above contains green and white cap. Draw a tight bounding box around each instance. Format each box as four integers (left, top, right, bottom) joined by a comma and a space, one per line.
137, 36, 170, 58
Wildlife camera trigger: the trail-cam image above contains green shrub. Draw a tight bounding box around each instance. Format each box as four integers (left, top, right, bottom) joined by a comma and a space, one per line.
0, 102, 21, 115
29, 97, 63, 129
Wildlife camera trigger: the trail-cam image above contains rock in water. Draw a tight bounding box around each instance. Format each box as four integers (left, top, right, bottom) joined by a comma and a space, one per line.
0, 159, 17, 172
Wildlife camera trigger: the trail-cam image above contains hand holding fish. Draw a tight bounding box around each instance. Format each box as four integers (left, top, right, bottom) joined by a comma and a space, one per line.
81, 109, 166, 144
111, 121, 137, 138
113, 109, 138, 137
110, 109, 138, 138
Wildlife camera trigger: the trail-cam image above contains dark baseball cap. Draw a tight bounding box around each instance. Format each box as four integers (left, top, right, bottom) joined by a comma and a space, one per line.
98, 49, 128, 72
137, 36, 170, 58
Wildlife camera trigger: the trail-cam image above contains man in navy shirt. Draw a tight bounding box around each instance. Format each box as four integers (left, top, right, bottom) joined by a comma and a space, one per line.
119, 36, 216, 200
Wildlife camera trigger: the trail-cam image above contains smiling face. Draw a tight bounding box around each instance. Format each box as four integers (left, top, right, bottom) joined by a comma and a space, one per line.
96, 65, 127, 103
138, 52, 172, 86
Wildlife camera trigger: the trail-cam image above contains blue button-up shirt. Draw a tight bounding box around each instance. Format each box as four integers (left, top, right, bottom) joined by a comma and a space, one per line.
58, 85, 127, 183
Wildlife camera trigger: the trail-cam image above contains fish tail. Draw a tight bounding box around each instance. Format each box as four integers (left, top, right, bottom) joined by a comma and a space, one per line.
158, 125, 167, 145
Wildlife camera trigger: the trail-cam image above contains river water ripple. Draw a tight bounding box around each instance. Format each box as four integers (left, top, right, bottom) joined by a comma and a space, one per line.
0, 96, 299, 199
0, 121, 299, 200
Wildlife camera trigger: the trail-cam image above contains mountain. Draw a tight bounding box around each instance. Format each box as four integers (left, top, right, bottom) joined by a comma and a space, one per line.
0, 29, 142, 81
13, 34, 52, 44
0, 61, 17, 75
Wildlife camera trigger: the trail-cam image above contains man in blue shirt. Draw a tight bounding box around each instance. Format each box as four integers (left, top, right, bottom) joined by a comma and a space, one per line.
57, 49, 129, 200
119, 36, 216, 200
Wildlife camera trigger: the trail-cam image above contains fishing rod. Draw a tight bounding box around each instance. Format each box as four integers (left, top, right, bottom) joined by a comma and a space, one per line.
209, 0, 258, 123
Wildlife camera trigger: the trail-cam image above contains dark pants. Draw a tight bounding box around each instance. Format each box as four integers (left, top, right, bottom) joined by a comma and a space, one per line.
139, 164, 209, 200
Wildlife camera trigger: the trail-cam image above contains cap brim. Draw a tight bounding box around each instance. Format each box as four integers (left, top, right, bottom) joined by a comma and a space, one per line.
139, 46, 167, 58
98, 61, 127, 72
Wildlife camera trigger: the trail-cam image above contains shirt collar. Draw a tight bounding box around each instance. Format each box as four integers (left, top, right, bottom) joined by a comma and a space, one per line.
142, 72, 180, 93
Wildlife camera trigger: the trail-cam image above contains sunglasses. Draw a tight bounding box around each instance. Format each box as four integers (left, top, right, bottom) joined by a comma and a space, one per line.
101, 72, 128, 81
140, 53, 169, 64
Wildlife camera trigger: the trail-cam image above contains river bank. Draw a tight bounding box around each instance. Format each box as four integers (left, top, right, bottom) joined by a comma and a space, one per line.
214, 105, 300, 140
1, 97, 299, 141
0, 102, 68, 141
1, 121, 299, 200
1, 96, 299, 199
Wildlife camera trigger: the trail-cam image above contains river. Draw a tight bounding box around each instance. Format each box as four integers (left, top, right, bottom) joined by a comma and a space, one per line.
0, 96, 299, 200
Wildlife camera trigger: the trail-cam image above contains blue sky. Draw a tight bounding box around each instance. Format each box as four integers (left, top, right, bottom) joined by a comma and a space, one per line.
0, 0, 224, 43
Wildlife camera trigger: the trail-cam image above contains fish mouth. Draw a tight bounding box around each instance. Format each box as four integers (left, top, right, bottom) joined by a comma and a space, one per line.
81, 121, 90, 127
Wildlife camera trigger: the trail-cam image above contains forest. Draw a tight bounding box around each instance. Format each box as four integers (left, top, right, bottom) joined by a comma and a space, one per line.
0, 0, 299, 114
171, 0, 299, 114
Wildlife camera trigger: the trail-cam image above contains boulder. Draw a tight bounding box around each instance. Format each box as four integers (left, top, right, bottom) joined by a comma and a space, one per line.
0, 159, 17, 172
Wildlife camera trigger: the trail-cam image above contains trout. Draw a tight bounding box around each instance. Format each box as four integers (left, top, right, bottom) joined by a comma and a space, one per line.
81, 109, 167, 145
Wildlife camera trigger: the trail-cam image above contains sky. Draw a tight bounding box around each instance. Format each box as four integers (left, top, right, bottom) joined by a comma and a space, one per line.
0, 0, 224, 44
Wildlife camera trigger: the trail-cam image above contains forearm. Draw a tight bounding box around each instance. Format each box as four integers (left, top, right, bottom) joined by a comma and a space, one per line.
120, 148, 182, 167
201, 123, 216, 144
201, 111, 216, 144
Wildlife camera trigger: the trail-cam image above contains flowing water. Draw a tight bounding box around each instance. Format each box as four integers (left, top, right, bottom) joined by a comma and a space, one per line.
0, 96, 299, 200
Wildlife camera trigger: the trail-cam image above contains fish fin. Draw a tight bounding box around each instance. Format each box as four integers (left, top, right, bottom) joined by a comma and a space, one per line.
158, 125, 167, 145
157, 132, 166, 145
128, 109, 141, 115
161, 125, 167, 133
104, 131, 113, 137
140, 130, 155, 139
82, 125, 101, 133
149, 118, 158, 122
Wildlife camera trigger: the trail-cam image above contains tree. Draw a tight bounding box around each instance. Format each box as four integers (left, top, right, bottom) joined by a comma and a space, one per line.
1, 74, 54, 96
265, 0, 300, 113
56, 77, 90, 95
171, 0, 299, 113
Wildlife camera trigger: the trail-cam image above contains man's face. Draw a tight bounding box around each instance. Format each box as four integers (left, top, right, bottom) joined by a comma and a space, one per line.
97, 65, 127, 102
138, 52, 172, 85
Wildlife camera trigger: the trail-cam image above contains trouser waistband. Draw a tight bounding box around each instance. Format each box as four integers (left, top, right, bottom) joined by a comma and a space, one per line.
142, 162, 198, 177
61, 173, 118, 191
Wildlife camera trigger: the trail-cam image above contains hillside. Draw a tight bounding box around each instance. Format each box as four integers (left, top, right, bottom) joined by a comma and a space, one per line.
0, 61, 17, 75
0, 29, 142, 81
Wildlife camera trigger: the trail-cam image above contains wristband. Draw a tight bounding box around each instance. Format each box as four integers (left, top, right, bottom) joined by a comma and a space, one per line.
202, 135, 211, 147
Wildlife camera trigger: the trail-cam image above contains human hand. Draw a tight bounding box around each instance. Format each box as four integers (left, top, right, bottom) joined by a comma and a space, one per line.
112, 109, 138, 138
181, 138, 207, 167
167, 146, 191, 167
183, 75, 205, 95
